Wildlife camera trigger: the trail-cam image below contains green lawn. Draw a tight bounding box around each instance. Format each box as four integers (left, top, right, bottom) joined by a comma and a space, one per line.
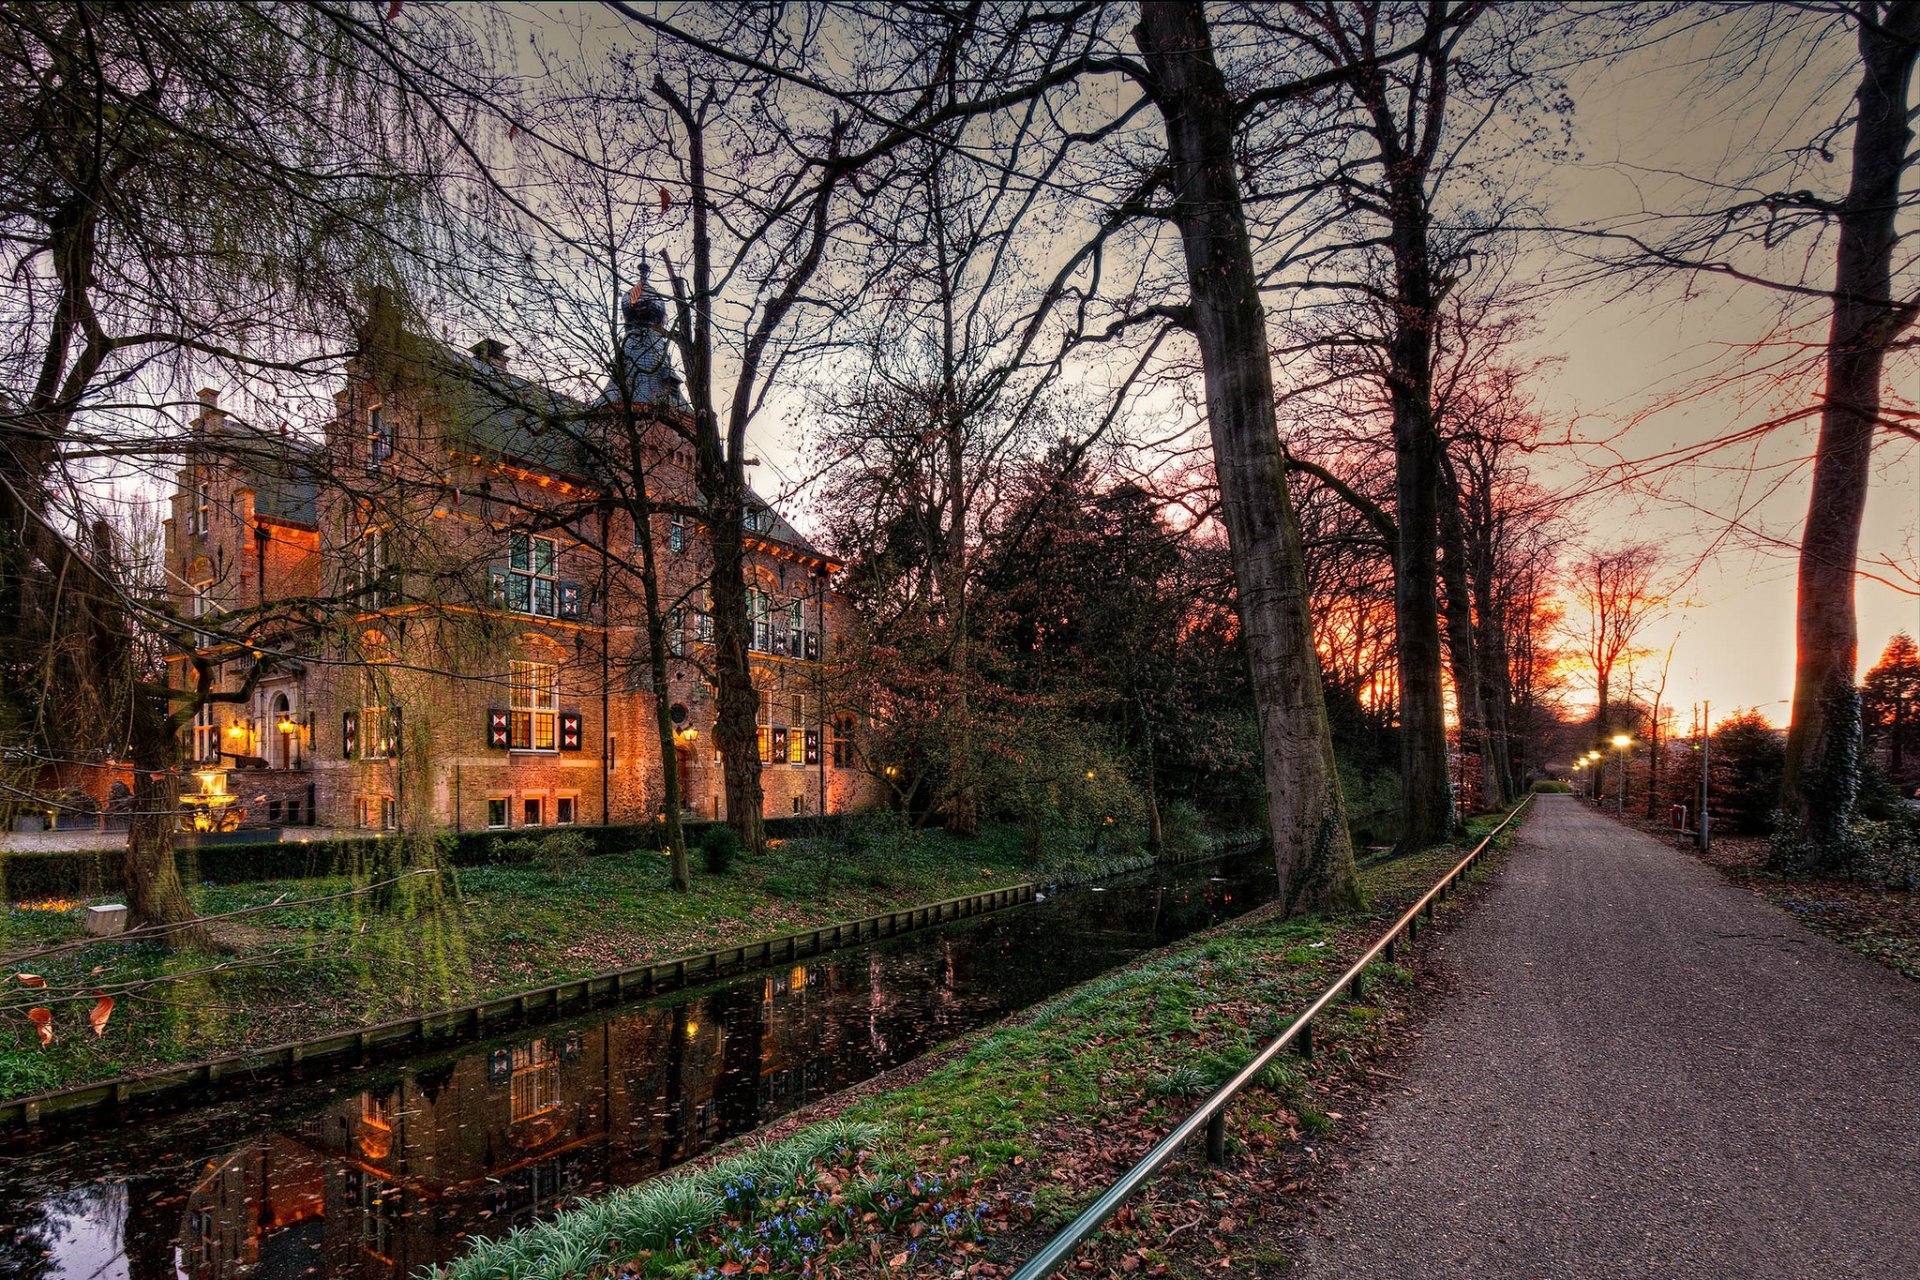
1, 822, 1244, 1100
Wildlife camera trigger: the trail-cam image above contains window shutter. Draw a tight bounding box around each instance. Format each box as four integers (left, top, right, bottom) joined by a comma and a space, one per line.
489, 570, 508, 608
387, 707, 403, 758
560, 711, 583, 751
805, 729, 821, 765
488, 709, 510, 749
559, 581, 582, 620
772, 727, 788, 763
342, 709, 358, 759
804, 632, 819, 661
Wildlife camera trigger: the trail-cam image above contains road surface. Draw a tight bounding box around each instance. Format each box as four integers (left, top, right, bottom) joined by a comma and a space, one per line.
1294, 794, 1920, 1279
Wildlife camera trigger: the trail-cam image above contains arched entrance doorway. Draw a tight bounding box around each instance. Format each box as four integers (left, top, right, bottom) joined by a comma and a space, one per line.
272, 693, 295, 769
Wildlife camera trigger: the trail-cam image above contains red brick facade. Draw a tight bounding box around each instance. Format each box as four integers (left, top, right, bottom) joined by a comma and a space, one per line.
164, 317, 877, 835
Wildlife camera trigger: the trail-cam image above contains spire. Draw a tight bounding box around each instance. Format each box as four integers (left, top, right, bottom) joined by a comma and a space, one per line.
622, 264, 667, 334
597, 266, 684, 410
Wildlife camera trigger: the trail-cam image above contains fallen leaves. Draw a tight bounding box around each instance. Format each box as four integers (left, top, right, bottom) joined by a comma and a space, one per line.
90, 995, 114, 1037
28, 1007, 53, 1046
15, 972, 46, 987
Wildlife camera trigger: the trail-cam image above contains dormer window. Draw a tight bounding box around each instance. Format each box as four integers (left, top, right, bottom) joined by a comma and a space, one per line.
367, 405, 391, 474
745, 506, 773, 535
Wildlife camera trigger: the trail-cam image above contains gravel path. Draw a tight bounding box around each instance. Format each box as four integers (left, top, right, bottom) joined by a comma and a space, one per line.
1294, 794, 1920, 1279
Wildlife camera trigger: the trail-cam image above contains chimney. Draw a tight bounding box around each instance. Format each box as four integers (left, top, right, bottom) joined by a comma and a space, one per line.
469, 338, 510, 370
194, 388, 226, 438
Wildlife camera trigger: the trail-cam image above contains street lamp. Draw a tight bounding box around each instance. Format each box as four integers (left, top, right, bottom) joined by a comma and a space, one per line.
1611, 734, 1633, 815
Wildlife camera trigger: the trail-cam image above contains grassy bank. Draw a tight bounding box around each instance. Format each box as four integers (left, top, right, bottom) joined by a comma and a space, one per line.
429, 808, 1525, 1280
2, 822, 1250, 1100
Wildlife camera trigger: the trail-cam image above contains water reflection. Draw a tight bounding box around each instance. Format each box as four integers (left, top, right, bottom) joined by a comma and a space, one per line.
0, 851, 1272, 1279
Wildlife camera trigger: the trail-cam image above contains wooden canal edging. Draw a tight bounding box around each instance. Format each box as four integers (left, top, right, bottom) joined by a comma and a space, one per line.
0, 881, 1038, 1129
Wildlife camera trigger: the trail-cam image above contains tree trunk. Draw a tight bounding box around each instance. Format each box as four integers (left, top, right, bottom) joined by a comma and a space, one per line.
1438, 467, 1504, 809
1645, 705, 1661, 820
624, 471, 691, 890
1778, 6, 1920, 871
124, 696, 203, 942
1137, 1, 1359, 915
708, 497, 766, 855
1892, 694, 1905, 777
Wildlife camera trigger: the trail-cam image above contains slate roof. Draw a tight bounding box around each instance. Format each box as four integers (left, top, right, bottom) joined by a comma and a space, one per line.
434, 297, 824, 563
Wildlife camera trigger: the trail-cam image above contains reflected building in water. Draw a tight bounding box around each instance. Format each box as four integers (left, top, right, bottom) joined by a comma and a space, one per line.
172, 945, 970, 1279
1, 858, 1263, 1280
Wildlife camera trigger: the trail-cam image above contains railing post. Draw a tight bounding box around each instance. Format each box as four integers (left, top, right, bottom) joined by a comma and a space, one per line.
1384, 935, 1397, 963
1205, 1109, 1227, 1165
1298, 1020, 1315, 1059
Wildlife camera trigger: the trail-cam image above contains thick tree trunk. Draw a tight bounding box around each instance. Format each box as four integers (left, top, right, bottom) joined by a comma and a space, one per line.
1137, 1, 1359, 915
124, 697, 203, 942
1438, 470, 1504, 809
1778, 6, 1920, 871
708, 499, 765, 855
1384, 233, 1454, 844
626, 481, 691, 890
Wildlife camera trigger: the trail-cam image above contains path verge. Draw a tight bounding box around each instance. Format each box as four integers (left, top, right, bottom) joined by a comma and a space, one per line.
426, 808, 1528, 1280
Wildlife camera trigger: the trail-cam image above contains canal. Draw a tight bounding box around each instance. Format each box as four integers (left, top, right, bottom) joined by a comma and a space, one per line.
0, 847, 1275, 1279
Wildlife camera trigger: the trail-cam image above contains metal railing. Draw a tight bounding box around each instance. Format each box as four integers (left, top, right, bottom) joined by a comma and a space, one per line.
1010, 794, 1535, 1279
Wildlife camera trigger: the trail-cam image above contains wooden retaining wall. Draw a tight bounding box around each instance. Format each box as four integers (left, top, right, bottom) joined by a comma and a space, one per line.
1, 882, 1036, 1128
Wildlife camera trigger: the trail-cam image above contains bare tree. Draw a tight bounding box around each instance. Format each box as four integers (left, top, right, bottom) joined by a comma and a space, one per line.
1572, 543, 1664, 747
1778, 3, 1920, 868
1136, 2, 1359, 912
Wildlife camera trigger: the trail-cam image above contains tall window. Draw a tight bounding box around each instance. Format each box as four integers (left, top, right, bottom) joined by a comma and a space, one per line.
669, 606, 686, 656
193, 485, 211, 535
360, 704, 395, 760
669, 513, 687, 553
366, 405, 391, 474
748, 588, 771, 652
512, 533, 557, 616
192, 702, 216, 763
832, 714, 856, 769
510, 660, 558, 751
190, 577, 213, 646
788, 690, 807, 765
354, 528, 396, 606
756, 690, 772, 763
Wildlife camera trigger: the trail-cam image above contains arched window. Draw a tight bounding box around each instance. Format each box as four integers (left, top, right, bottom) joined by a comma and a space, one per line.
271, 693, 296, 769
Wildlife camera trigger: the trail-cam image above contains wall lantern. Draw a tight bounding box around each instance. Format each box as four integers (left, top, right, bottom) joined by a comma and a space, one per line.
277, 716, 298, 735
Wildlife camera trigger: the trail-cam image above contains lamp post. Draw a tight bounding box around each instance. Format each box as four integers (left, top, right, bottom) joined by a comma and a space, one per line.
1585, 750, 1602, 801
1612, 733, 1632, 815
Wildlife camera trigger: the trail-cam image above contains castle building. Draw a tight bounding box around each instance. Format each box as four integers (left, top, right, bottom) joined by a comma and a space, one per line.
163, 287, 876, 834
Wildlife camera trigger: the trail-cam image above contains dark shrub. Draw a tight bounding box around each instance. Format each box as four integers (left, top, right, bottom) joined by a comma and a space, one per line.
699, 824, 742, 875
1711, 711, 1786, 835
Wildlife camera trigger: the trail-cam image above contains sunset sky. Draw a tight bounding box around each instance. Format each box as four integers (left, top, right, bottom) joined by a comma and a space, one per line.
1522, 16, 1919, 727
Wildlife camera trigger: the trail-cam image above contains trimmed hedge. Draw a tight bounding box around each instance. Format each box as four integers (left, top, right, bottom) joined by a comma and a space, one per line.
2, 813, 851, 900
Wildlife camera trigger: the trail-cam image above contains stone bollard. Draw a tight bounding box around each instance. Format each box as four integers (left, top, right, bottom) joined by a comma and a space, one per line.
85, 904, 129, 936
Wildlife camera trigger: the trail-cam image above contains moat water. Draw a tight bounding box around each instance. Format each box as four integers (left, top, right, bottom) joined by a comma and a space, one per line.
0, 848, 1276, 1279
